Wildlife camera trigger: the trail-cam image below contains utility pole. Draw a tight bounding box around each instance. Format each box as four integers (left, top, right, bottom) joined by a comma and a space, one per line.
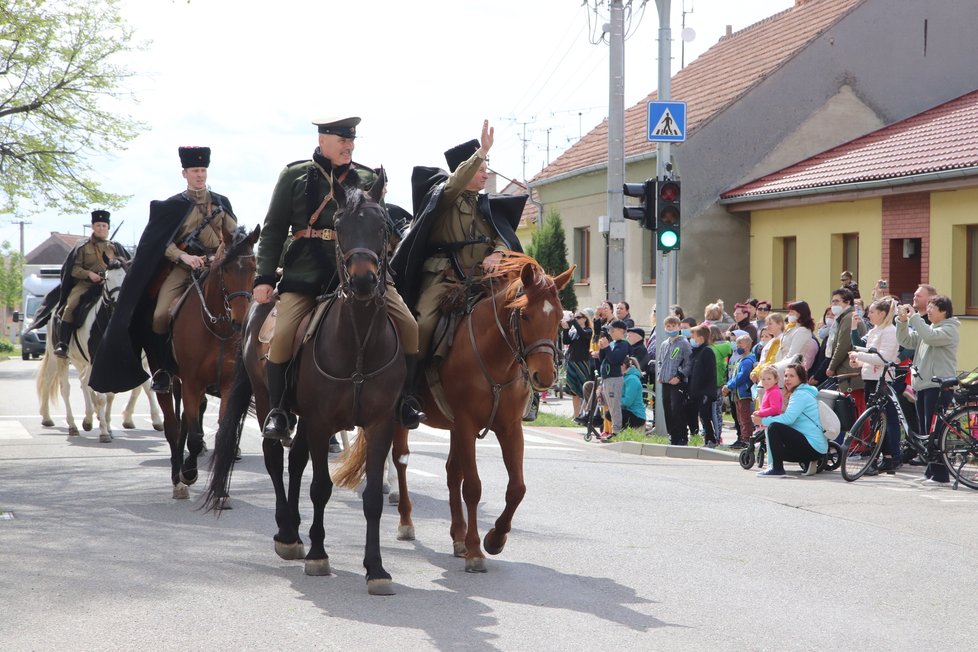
653, 0, 673, 436
606, 0, 626, 303
11, 219, 31, 258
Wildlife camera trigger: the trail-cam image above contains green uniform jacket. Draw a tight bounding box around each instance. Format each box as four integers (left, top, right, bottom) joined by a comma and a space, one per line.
256, 158, 378, 295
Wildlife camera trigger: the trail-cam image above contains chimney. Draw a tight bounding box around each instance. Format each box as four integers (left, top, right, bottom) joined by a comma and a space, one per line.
725, 24, 732, 37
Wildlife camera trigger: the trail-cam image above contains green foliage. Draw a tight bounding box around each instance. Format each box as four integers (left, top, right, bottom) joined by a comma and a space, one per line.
526, 209, 577, 311
0, 337, 13, 354
0, 0, 145, 214
0, 240, 23, 309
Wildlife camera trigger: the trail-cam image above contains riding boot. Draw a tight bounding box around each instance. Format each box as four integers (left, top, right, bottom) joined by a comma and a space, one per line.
150, 333, 173, 393
53, 321, 73, 358
397, 354, 427, 430
263, 361, 292, 440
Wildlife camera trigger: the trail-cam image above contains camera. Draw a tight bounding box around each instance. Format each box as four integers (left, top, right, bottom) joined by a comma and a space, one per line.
878, 279, 888, 289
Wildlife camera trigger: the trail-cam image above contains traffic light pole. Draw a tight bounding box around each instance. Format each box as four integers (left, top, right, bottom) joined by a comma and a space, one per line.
653, 0, 672, 437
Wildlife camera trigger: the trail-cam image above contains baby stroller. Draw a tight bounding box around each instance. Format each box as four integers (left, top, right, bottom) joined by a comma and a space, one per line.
738, 427, 842, 472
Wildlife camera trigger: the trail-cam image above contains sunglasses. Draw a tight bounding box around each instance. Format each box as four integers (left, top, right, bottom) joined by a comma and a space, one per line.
757, 306, 771, 312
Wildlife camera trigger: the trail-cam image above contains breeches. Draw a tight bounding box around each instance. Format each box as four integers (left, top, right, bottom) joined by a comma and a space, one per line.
415, 274, 451, 359
61, 283, 92, 325
269, 283, 418, 365
153, 266, 191, 334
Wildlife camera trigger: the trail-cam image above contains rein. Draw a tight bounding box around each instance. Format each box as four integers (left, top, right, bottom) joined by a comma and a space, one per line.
467, 276, 560, 439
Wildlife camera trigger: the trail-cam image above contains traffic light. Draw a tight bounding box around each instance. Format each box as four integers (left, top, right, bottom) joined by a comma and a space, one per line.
656, 178, 681, 251
622, 180, 654, 230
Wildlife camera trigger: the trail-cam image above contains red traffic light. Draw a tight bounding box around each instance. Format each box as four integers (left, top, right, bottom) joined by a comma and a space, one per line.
659, 181, 680, 202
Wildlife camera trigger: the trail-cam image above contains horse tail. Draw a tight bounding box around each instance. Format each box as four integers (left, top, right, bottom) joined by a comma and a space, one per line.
36, 346, 63, 406
333, 427, 368, 489
201, 349, 252, 514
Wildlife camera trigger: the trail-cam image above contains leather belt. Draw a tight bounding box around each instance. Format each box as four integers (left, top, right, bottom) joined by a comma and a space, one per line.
292, 227, 336, 241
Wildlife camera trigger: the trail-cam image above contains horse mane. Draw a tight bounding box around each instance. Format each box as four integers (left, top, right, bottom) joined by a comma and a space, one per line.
483, 253, 549, 309
217, 227, 255, 269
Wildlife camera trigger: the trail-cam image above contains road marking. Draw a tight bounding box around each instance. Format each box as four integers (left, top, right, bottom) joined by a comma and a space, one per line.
407, 468, 437, 478
0, 421, 31, 439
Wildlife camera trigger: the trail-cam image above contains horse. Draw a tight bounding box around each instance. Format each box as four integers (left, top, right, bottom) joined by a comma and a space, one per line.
154, 223, 260, 500
342, 253, 574, 572
36, 259, 164, 441
205, 176, 404, 595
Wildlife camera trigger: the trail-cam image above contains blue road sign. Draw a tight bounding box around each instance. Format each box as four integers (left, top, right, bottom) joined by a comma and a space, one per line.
647, 101, 687, 142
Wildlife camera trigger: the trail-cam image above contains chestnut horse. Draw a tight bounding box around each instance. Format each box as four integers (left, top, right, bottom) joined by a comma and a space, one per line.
338, 253, 574, 572
158, 224, 260, 499
205, 178, 405, 595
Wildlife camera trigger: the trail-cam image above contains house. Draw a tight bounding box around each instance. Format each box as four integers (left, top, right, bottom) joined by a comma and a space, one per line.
722, 88, 978, 369
528, 0, 978, 327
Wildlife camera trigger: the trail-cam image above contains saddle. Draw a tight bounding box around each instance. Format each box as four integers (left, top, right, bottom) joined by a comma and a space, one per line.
256, 297, 333, 361
65, 284, 104, 325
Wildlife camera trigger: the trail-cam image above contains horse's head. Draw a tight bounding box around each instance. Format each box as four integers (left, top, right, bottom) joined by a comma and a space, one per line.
492, 255, 576, 392
333, 173, 388, 301
102, 254, 129, 304
214, 223, 260, 328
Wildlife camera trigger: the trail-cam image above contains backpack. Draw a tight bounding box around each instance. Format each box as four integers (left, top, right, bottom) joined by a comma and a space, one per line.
817, 400, 841, 440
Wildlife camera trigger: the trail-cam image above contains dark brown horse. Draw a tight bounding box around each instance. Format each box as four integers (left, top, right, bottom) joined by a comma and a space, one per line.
157, 223, 260, 499
339, 254, 574, 572
205, 177, 405, 595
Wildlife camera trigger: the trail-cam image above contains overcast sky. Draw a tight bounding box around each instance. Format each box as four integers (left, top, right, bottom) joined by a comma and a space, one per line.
4, 0, 794, 253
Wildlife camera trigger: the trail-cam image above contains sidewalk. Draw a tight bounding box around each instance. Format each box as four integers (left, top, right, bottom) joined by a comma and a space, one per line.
531, 391, 738, 462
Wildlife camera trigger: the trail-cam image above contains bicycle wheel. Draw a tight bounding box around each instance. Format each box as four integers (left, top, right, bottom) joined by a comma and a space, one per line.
939, 404, 978, 490
841, 405, 886, 482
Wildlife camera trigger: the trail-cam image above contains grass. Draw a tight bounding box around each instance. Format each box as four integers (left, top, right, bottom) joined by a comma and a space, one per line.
529, 412, 579, 427
615, 428, 707, 447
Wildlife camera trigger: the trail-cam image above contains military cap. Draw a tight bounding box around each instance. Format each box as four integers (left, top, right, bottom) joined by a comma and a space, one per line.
313, 116, 360, 138
444, 139, 480, 173
91, 210, 110, 224
178, 146, 211, 169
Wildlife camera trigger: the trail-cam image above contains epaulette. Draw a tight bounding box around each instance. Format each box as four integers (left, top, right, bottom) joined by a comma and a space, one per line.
285, 159, 312, 169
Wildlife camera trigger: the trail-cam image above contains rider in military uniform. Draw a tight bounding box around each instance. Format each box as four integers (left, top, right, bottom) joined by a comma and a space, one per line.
89, 147, 237, 396
53, 210, 127, 358
392, 121, 525, 363
253, 117, 424, 440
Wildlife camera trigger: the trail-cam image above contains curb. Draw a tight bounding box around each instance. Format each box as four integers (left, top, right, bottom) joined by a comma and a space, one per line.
522, 424, 740, 463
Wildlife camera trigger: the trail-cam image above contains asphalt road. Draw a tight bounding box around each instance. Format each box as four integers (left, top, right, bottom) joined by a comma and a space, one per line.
2, 357, 978, 651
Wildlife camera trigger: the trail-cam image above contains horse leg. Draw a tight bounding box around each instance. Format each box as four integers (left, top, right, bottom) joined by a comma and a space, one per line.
80, 374, 95, 433
362, 421, 395, 595
158, 394, 188, 499
483, 422, 526, 556
264, 433, 305, 560
384, 446, 394, 496
60, 365, 78, 437
391, 425, 414, 540
142, 379, 165, 431
285, 426, 309, 544
179, 385, 205, 486
455, 426, 487, 573
303, 424, 334, 577
446, 434, 467, 559
102, 392, 116, 438
121, 386, 139, 429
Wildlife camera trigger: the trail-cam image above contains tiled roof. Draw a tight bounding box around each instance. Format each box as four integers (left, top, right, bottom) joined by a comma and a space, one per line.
532, 0, 864, 183
721, 89, 978, 199
25, 232, 86, 264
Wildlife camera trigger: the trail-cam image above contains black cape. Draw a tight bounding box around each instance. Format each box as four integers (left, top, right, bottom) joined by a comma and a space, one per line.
89, 191, 233, 393
30, 239, 130, 331
391, 166, 526, 311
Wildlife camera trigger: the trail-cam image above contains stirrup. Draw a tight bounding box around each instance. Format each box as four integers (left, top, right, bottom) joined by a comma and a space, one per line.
53, 343, 68, 358
150, 369, 172, 393
263, 409, 291, 440
398, 396, 426, 430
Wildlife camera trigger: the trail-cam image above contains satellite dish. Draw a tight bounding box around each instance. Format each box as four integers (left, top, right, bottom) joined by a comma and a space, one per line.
682, 27, 696, 42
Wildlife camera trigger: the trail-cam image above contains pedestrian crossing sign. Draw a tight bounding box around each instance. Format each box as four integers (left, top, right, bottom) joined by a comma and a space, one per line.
647, 101, 687, 142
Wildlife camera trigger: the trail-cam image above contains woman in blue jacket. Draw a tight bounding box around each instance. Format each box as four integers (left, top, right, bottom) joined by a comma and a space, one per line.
751, 362, 828, 477
620, 358, 647, 429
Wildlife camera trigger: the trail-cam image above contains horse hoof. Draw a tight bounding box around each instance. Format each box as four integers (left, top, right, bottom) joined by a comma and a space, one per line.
382, 482, 390, 494
465, 557, 488, 573
274, 540, 306, 560
41, 419, 54, 428
153, 422, 164, 432
367, 578, 395, 596
304, 558, 331, 576
99, 433, 113, 444
179, 469, 198, 486
172, 482, 189, 500
484, 529, 507, 556
67, 426, 79, 437
397, 525, 415, 541
453, 541, 467, 558
82, 419, 92, 432
122, 421, 135, 430
215, 496, 232, 511
388, 491, 399, 505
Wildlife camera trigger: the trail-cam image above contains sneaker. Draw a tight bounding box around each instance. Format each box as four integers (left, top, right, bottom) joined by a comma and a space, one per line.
877, 458, 900, 474
599, 433, 617, 443
728, 441, 748, 450
863, 461, 880, 477
921, 478, 950, 486
804, 460, 818, 476
757, 468, 786, 477
703, 441, 717, 449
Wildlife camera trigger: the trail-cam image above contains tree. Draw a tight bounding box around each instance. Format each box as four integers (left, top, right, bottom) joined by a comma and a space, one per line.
0, 0, 144, 215
526, 208, 577, 311
0, 240, 23, 333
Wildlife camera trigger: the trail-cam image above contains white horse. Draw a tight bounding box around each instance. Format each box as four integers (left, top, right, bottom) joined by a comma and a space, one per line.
36, 261, 164, 441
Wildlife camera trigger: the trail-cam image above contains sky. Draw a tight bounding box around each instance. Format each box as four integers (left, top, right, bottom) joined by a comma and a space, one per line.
3, 0, 795, 254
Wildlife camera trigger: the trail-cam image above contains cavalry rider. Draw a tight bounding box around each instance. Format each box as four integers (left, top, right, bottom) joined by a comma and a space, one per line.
253, 116, 424, 440
53, 210, 129, 358
392, 120, 525, 365
90, 146, 237, 395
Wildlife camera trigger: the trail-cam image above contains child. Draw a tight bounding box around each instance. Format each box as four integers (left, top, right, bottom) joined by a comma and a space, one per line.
594, 320, 629, 441
657, 315, 691, 445
723, 334, 756, 449
620, 357, 647, 430
754, 365, 784, 424
687, 325, 719, 447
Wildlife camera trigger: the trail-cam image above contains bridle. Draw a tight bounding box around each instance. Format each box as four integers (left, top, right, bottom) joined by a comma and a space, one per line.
467, 275, 560, 438
190, 251, 255, 339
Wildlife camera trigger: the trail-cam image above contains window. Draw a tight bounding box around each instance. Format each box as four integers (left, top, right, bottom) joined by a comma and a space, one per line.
842, 233, 859, 281
641, 229, 656, 284
968, 226, 978, 316
782, 236, 797, 306
573, 226, 590, 283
